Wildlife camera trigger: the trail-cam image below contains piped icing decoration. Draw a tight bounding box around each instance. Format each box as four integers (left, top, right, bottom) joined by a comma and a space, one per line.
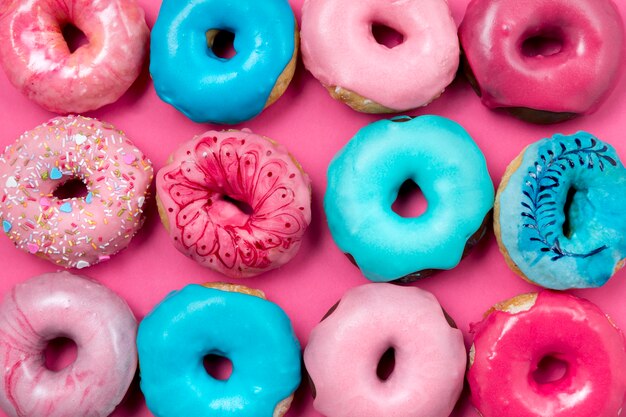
468, 291, 626, 417
137, 284, 301, 417
496, 132, 626, 289
300, 0, 459, 112
304, 283, 466, 417
0, 272, 138, 417
156, 129, 311, 278
0, 116, 153, 269
459, 0, 624, 121
0, 0, 149, 113
150, 0, 296, 124
324, 115, 494, 282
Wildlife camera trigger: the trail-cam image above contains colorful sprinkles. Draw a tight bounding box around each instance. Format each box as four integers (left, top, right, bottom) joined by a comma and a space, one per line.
0, 116, 154, 268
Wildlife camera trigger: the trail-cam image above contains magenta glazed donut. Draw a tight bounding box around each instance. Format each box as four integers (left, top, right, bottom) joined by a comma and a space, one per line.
468, 292, 626, 417
0, 0, 149, 113
156, 129, 312, 278
459, 0, 624, 123
0, 272, 138, 417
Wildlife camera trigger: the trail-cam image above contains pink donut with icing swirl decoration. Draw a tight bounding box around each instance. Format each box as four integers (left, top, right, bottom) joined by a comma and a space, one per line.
0, 271, 138, 417
304, 284, 466, 417
459, 0, 625, 123
468, 292, 626, 417
0, 115, 153, 269
0, 0, 149, 113
156, 129, 312, 278
300, 0, 459, 113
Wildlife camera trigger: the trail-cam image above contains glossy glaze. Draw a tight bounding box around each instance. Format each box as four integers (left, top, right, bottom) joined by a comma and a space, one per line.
459, 0, 624, 116
497, 132, 626, 289
324, 116, 494, 282
0, 116, 153, 269
304, 283, 466, 417
468, 291, 626, 417
301, 0, 459, 112
0, 272, 138, 417
150, 0, 296, 124
137, 284, 301, 417
0, 0, 149, 113
156, 129, 311, 278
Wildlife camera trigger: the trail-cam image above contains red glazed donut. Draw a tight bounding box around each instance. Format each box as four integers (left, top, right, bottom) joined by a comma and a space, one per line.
0, 0, 149, 113
468, 292, 626, 417
459, 0, 625, 123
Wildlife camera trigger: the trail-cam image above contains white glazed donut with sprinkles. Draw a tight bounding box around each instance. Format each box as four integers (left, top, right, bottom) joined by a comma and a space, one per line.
0, 116, 153, 269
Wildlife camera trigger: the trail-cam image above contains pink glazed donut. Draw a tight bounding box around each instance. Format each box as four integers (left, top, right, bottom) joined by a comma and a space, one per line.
0, 115, 153, 269
156, 129, 312, 278
468, 292, 626, 417
459, 0, 625, 123
0, 272, 138, 417
0, 0, 149, 113
304, 284, 466, 417
301, 0, 459, 113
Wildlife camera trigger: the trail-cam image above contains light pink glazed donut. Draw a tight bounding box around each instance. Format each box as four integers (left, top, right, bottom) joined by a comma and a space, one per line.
0, 0, 149, 113
156, 129, 312, 278
459, 0, 625, 123
468, 292, 626, 417
304, 283, 466, 417
0, 115, 153, 269
0, 271, 138, 417
300, 0, 459, 113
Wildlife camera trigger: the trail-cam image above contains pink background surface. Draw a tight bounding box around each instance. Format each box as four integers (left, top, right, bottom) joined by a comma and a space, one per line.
1, 0, 626, 416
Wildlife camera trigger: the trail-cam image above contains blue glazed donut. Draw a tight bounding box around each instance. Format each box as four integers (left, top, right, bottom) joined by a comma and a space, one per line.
150, 0, 297, 124
495, 132, 626, 289
324, 115, 494, 282
137, 284, 301, 417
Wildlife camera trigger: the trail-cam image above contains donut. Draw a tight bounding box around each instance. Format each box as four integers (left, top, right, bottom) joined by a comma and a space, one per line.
468, 291, 626, 417
150, 0, 298, 124
495, 132, 626, 289
156, 129, 311, 278
0, 115, 153, 269
137, 282, 301, 417
324, 115, 494, 282
459, 0, 625, 123
0, 0, 149, 113
0, 271, 138, 417
301, 0, 459, 113
304, 283, 466, 417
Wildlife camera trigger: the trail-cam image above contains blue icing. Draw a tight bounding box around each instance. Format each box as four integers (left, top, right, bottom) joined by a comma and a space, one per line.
150, 0, 296, 124
324, 115, 494, 282
49, 167, 62, 180
137, 285, 301, 417
498, 132, 626, 289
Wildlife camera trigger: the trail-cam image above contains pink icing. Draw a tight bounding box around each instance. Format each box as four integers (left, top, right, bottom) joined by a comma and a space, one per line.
459, 0, 625, 114
0, 272, 138, 417
303, 283, 466, 417
0, 0, 149, 113
0, 115, 153, 269
156, 129, 312, 278
300, 0, 459, 111
468, 291, 626, 417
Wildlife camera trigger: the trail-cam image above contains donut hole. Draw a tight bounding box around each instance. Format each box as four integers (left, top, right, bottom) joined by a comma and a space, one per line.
44, 337, 78, 372
392, 180, 428, 218
53, 178, 89, 200
371, 23, 404, 49
532, 355, 568, 384
562, 186, 578, 238
376, 347, 396, 381
222, 195, 254, 216
206, 29, 237, 59
203, 354, 233, 381
521, 29, 564, 58
61, 23, 88, 53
